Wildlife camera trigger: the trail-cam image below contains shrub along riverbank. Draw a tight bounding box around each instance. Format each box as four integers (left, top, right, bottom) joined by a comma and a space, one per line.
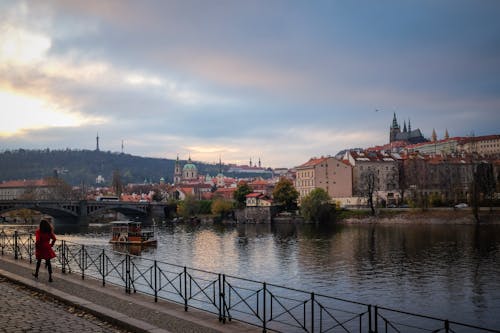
337, 207, 500, 224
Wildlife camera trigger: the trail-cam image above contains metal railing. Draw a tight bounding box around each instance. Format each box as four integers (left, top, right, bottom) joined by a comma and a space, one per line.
1, 230, 499, 333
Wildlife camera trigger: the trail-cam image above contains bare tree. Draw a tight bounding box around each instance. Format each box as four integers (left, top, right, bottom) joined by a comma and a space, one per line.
472, 162, 496, 221
359, 168, 378, 215
404, 155, 429, 210
112, 170, 123, 197
45, 177, 73, 200
396, 160, 407, 205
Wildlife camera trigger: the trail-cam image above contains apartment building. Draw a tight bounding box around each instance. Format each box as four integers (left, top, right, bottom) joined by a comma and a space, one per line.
295, 156, 352, 201
0, 179, 54, 200
343, 150, 399, 204
457, 135, 500, 156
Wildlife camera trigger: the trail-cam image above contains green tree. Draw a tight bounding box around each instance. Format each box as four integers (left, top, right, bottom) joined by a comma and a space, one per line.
198, 200, 213, 214
300, 188, 335, 223
233, 182, 252, 207
151, 191, 163, 202
211, 198, 233, 217
272, 178, 299, 212
177, 195, 199, 218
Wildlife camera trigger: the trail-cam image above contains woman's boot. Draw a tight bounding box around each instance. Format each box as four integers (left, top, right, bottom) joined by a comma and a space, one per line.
33, 259, 41, 279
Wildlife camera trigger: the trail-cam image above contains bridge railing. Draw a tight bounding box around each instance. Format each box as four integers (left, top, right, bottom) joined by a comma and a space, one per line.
1, 230, 499, 333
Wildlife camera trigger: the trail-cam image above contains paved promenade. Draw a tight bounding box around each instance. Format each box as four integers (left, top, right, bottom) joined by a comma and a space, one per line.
0, 256, 259, 333
0, 276, 131, 333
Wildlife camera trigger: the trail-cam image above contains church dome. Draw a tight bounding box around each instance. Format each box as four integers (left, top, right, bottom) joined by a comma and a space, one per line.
183, 163, 197, 171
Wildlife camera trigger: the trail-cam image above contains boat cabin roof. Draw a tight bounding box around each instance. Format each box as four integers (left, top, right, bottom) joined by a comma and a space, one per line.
109, 221, 141, 226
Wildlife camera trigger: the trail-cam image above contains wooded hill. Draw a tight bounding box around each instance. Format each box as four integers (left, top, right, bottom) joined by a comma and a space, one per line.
0, 149, 224, 186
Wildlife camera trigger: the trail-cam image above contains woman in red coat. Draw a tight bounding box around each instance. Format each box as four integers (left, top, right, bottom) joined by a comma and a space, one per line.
33, 219, 56, 282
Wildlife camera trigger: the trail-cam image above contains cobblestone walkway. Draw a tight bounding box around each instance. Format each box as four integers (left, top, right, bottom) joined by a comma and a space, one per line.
0, 277, 131, 333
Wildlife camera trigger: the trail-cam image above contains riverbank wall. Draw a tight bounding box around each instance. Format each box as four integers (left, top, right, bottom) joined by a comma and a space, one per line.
340, 208, 500, 225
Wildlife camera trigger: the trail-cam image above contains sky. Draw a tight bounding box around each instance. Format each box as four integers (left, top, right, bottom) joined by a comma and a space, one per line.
1, 1, 499, 168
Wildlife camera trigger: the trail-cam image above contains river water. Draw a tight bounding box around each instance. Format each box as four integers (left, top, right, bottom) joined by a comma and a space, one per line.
15, 221, 500, 329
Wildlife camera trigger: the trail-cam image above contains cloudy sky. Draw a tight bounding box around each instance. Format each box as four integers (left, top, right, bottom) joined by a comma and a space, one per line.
1, 1, 499, 168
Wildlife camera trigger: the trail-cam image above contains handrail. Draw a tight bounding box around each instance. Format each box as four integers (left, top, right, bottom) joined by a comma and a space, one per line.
1, 230, 499, 333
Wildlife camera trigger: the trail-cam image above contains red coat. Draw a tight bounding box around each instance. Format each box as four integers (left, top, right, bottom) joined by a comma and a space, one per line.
35, 229, 56, 260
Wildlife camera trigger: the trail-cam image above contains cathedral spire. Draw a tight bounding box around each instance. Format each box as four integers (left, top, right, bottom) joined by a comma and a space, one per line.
391, 113, 399, 129
403, 120, 407, 133
444, 129, 449, 139
408, 118, 411, 132
431, 128, 437, 142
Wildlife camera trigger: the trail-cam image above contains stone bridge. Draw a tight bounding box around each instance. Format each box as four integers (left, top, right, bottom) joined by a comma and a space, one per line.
0, 200, 169, 225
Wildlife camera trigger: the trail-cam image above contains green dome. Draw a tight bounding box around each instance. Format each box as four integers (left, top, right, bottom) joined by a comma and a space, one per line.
183, 163, 197, 171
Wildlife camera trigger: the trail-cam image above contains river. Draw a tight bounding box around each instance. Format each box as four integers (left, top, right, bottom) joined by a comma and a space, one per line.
10, 221, 500, 329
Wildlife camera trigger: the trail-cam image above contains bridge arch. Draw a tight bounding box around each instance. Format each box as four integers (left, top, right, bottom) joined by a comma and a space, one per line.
0, 200, 165, 226
86, 204, 149, 218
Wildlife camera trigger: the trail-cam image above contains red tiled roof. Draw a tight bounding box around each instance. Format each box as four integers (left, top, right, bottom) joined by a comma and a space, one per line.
0, 179, 51, 188
215, 188, 236, 193
297, 157, 328, 168
458, 134, 500, 143
348, 151, 396, 162
250, 179, 268, 185
406, 137, 462, 149
201, 192, 213, 200
245, 192, 263, 198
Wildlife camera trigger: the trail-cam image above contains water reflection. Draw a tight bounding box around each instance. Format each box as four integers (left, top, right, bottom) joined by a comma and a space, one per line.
6, 221, 500, 328
112, 243, 144, 256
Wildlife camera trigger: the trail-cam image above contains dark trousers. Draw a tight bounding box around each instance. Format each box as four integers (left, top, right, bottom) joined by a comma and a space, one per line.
34, 259, 52, 276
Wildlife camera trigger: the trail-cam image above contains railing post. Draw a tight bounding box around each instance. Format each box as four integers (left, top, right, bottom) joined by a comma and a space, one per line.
154, 260, 158, 302
374, 305, 378, 333
184, 266, 188, 311
311, 292, 315, 333
28, 233, 33, 264
263, 282, 267, 333
125, 254, 131, 293
368, 304, 372, 333
218, 273, 223, 322
81, 244, 85, 280
61, 240, 66, 274
102, 249, 106, 287
222, 274, 227, 323
445, 319, 450, 333
14, 231, 18, 260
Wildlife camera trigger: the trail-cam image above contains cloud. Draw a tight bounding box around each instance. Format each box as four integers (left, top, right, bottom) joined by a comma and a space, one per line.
1, 1, 499, 168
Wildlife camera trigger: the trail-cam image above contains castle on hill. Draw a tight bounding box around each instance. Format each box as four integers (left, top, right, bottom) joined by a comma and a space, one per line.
389, 113, 428, 144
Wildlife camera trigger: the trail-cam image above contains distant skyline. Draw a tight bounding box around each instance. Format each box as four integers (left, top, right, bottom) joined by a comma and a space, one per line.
1, 1, 499, 168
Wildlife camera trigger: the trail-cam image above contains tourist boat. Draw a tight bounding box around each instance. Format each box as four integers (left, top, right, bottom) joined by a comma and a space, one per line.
109, 221, 157, 245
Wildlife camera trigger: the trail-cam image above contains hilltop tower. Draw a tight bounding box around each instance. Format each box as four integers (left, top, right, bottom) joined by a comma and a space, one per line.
96, 133, 100, 151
